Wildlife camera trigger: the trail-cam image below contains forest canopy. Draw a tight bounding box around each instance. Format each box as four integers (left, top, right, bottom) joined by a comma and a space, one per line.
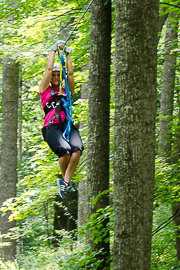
0, 0, 180, 269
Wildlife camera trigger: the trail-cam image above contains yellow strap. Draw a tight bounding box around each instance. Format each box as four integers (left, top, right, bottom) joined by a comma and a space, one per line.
60, 62, 62, 95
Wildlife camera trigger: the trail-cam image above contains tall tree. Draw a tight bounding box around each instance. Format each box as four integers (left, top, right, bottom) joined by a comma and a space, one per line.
158, 12, 179, 260
113, 1, 158, 269
0, 56, 19, 261
159, 13, 178, 161
78, 65, 89, 238
158, 6, 168, 43
87, 0, 111, 268
158, 11, 179, 261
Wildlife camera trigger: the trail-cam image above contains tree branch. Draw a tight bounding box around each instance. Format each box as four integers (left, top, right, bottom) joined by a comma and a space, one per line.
160, 2, 180, 9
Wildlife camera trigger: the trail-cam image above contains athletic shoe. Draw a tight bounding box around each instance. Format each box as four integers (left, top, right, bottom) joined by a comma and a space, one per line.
57, 179, 67, 199
67, 181, 75, 193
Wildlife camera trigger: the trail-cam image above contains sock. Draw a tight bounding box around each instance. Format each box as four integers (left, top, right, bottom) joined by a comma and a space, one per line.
63, 180, 68, 186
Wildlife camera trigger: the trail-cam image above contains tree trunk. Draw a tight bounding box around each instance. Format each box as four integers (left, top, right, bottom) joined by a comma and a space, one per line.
18, 78, 23, 163
87, 0, 111, 269
0, 56, 19, 261
157, 12, 180, 261
158, 6, 168, 43
78, 65, 88, 241
159, 13, 178, 161
113, 1, 158, 269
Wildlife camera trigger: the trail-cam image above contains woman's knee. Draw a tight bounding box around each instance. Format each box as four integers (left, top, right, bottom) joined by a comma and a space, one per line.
56, 146, 71, 158
59, 154, 71, 162
75, 150, 81, 156
72, 150, 81, 160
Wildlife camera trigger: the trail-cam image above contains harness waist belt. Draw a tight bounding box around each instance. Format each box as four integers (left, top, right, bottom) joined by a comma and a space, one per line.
43, 95, 66, 116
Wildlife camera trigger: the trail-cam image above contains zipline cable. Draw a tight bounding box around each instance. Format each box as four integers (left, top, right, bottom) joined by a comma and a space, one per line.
0, 0, 95, 54
1, 1, 94, 120
55, 0, 95, 141
64, 0, 94, 46
152, 208, 180, 236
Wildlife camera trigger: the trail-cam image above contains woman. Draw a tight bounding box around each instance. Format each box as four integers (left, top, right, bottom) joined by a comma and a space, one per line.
39, 40, 83, 199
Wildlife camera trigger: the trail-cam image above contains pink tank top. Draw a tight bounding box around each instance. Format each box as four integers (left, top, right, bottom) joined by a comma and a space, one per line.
40, 86, 66, 129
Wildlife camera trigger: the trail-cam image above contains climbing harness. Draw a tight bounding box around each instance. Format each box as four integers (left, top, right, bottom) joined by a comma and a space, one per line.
44, 54, 73, 143
44, 91, 63, 131
44, 0, 95, 141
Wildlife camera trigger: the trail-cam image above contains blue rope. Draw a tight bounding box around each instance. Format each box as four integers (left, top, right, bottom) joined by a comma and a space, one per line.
60, 54, 74, 142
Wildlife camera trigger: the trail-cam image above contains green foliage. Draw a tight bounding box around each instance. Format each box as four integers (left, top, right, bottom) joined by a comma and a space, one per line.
57, 243, 107, 270
160, 0, 180, 15
1, 0, 180, 268
0, 259, 19, 270
155, 159, 180, 205
151, 204, 179, 270
15, 243, 109, 270
78, 203, 113, 244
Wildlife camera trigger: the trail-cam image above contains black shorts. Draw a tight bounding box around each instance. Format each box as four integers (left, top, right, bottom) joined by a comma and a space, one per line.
42, 122, 84, 158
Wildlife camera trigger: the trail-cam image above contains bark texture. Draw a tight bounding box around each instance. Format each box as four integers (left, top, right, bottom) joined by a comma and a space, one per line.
87, 0, 111, 268
0, 56, 19, 261
160, 14, 180, 263
113, 1, 158, 269
158, 12, 180, 262
78, 65, 88, 239
159, 13, 178, 160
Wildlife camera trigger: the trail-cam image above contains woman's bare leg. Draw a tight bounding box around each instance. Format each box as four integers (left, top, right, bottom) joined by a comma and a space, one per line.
59, 150, 81, 184
59, 154, 70, 178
